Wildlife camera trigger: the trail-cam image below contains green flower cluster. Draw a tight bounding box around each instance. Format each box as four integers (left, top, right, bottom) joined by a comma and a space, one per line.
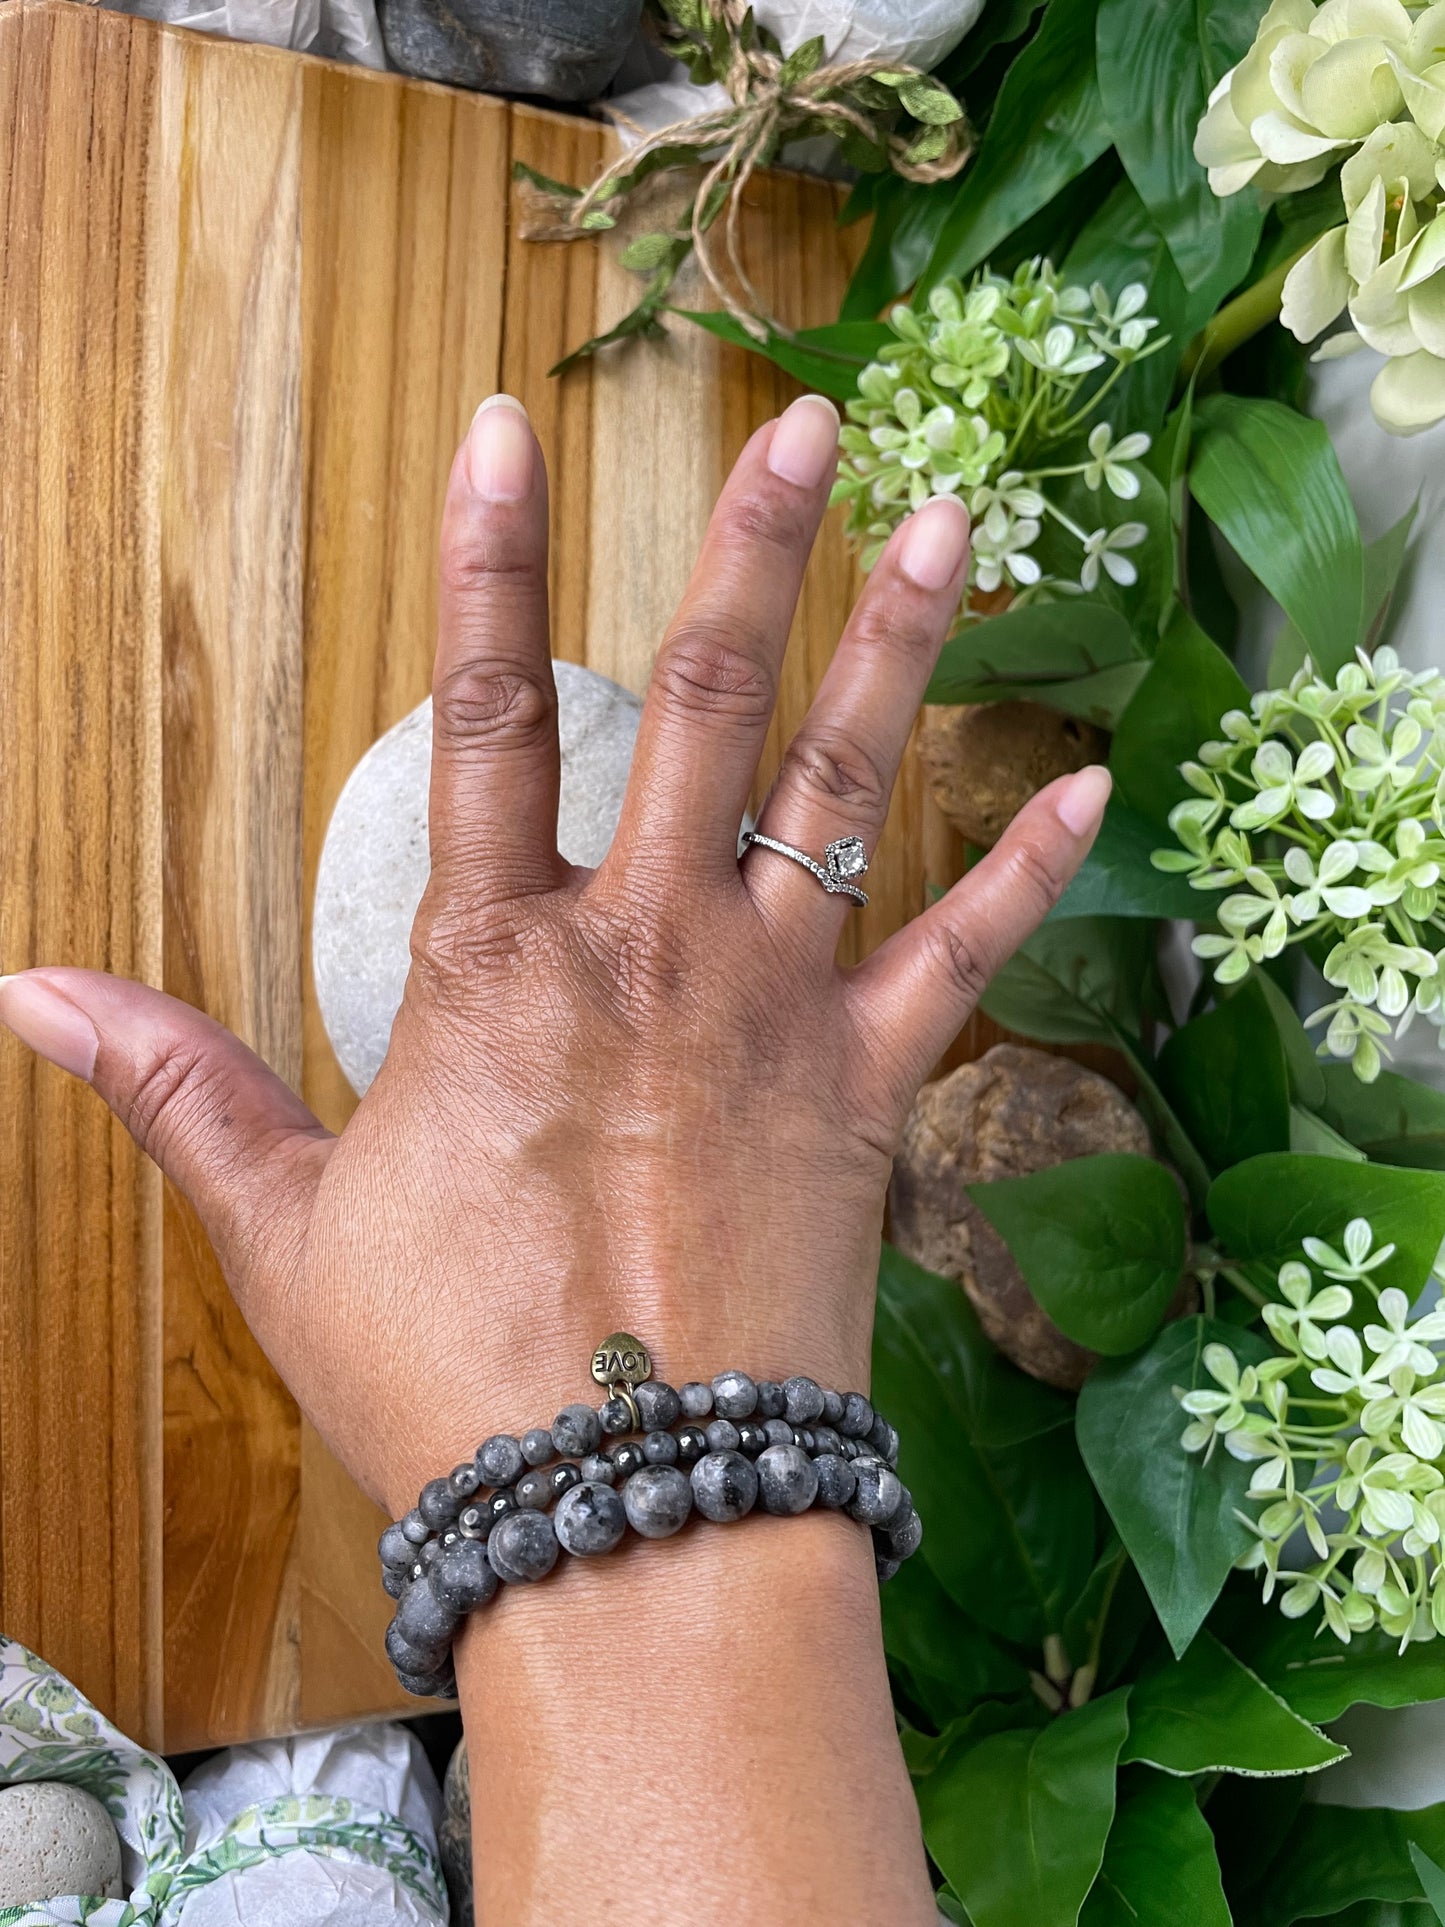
1153, 646, 1445, 1081
830, 260, 1163, 600
1180, 1217, 1445, 1647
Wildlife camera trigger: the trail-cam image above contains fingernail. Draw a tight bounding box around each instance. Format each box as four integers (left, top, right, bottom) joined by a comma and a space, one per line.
467, 394, 534, 502
767, 394, 839, 489
897, 497, 970, 591
0, 974, 98, 1080
1056, 765, 1113, 837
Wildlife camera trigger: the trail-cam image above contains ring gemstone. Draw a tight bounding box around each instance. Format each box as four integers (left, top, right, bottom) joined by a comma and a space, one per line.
825, 836, 869, 884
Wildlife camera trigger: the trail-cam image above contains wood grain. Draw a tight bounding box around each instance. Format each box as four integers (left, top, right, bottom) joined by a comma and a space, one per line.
0, 0, 991, 1745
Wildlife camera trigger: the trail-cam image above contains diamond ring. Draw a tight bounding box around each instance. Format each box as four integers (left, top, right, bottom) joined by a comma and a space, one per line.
740, 830, 869, 907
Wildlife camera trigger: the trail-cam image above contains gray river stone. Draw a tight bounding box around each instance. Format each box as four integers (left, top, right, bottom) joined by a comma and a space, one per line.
376, 0, 643, 98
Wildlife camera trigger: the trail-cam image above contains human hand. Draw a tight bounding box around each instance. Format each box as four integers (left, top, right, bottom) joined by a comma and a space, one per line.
0, 392, 1108, 1518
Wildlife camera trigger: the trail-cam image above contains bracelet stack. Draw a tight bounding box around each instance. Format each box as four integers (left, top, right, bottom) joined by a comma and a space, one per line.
377, 1333, 923, 1698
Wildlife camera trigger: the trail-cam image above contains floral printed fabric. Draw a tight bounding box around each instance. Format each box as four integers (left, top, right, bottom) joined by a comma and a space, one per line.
0, 1640, 446, 1926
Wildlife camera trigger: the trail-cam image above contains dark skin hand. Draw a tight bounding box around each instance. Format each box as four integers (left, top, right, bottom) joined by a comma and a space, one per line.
0, 389, 1110, 1922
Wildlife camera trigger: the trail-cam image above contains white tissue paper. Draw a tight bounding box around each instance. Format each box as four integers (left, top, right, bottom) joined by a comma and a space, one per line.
108, 0, 386, 70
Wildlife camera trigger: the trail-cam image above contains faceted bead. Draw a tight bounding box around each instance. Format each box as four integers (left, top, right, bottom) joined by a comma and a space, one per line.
839, 1393, 873, 1439
711, 1371, 757, 1420
487, 1508, 560, 1584
793, 1427, 816, 1454
705, 1419, 741, 1454
762, 1418, 794, 1449
449, 1461, 482, 1499
821, 1389, 845, 1426
516, 1468, 551, 1510
691, 1449, 759, 1524
737, 1421, 768, 1457
783, 1376, 825, 1424
599, 1396, 633, 1436
401, 1509, 431, 1546
554, 1481, 627, 1556
609, 1441, 645, 1480
889, 1508, 924, 1560
431, 1536, 500, 1614
477, 1434, 525, 1488
849, 1461, 904, 1528
814, 1454, 858, 1510
580, 1454, 615, 1485
622, 1465, 693, 1539
634, 1381, 682, 1430
755, 1380, 785, 1419
520, 1428, 555, 1468
642, 1430, 680, 1465
675, 1425, 708, 1465
756, 1443, 819, 1515
378, 1523, 415, 1570
678, 1382, 714, 1420
553, 1403, 603, 1457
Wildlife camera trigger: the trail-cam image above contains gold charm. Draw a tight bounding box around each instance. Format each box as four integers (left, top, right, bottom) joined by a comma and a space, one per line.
591, 1332, 652, 1388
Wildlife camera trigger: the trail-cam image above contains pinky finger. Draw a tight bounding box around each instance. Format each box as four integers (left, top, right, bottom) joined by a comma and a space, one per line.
847, 765, 1112, 1092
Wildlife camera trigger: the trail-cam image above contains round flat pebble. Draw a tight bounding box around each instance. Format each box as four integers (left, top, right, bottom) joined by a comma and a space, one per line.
762, 1417, 794, 1448
675, 1425, 707, 1464
449, 1461, 482, 1498
783, 1376, 825, 1424
691, 1449, 759, 1523
705, 1418, 741, 1453
0, 1781, 122, 1906
821, 1389, 845, 1425
678, 1381, 714, 1419
839, 1393, 873, 1438
555, 1480, 628, 1555
755, 1380, 785, 1419
814, 1454, 858, 1510
850, 1461, 905, 1527
580, 1453, 615, 1484
889, 1508, 924, 1559
642, 1430, 680, 1465
488, 1508, 560, 1583
712, 1370, 758, 1419
478, 1434, 525, 1487
757, 1443, 819, 1515
430, 1536, 500, 1613
516, 1467, 551, 1510
379, 1522, 414, 1569
622, 1465, 694, 1538
553, 1403, 603, 1457
599, 1396, 633, 1435
635, 1381, 681, 1429
521, 1427, 555, 1467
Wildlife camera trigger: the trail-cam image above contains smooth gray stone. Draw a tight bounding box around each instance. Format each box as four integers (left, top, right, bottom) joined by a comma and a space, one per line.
762, 1417, 794, 1448
711, 1370, 758, 1420
889, 1508, 925, 1559
634, 1380, 681, 1430
378, 1521, 415, 1569
375, 0, 642, 98
704, 1418, 741, 1454
555, 1480, 628, 1556
395, 1576, 460, 1656
678, 1381, 714, 1419
487, 1508, 560, 1583
756, 1443, 818, 1516
552, 1403, 602, 1457
386, 1617, 445, 1678
520, 1427, 554, 1468
477, 1434, 525, 1488
622, 1465, 693, 1539
642, 1430, 679, 1465
755, 1380, 785, 1418
691, 1449, 759, 1524
814, 1454, 858, 1511
839, 1392, 874, 1439
821, 1390, 845, 1425
515, 1467, 551, 1510
0, 1783, 122, 1905
580, 1453, 615, 1485
783, 1376, 825, 1424
432, 1536, 501, 1613
850, 1461, 905, 1528
314, 664, 643, 1096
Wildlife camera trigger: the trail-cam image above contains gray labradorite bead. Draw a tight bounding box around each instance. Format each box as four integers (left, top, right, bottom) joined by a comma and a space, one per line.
634, 1381, 681, 1430
449, 1460, 482, 1498
554, 1480, 627, 1556
876, 1551, 902, 1584
867, 1412, 898, 1460
757, 1443, 819, 1516
599, 1396, 633, 1436
763, 1417, 794, 1448
711, 1370, 758, 1420
814, 1454, 857, 1510
431, 1536, 501, 1614
691, 1449, 759, 1523
521, 1427, 555, 1468
386, 1618, 442, 1676
580, 1453, 615, 1485
783, 1376, 825, 1424
487, 1508, 560, 1584
553, 1403, 602, 1457
821, 1389, 845, 1425
705, 1418, 741, 1454
382, 1566, 406, 1599
622, 1465, 694, 1538
402, 1508, 430, 1546
478, 1434, 525, 1488
679, 1381, 714, 1419
755, 1380, 785, 1419
839, 1393, 873, 1439
395, 1575, 459, 1656
889, 1508, 924, 1559
516, 1468, 551, 1510
379, 1522, 414, 1569
398, 1665, 455, 1699
642, 1430, 679, 1465
850, 1461, 905, 1528
812, 1426, 842, 1457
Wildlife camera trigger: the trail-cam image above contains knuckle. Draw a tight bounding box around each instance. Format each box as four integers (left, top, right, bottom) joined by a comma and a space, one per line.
123, 1041, 218, 1165
926, 923, 992, 1011
652, 625, 775, 726
1005, 836, 1067, 914
434, 661, 555, 754
722, 486, 810, 557
438, 515, 538, 601
779, 729, 889, 814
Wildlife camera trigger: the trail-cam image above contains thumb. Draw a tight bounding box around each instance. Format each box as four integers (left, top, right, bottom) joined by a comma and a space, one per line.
0, 968, 333, 1306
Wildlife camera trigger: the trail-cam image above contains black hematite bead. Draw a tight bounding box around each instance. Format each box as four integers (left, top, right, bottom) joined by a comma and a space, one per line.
675, 1425, 707, 1465
755, 1380, 785, 1419
599, 1396, 633, 1435
550, 1462, 581, 1497
793, 1427, 816, 1454
487, 1489, 518, 1523
609, 1440, 645, 1479
737, 1421, 768, 1457
458, 1505, 490, 1541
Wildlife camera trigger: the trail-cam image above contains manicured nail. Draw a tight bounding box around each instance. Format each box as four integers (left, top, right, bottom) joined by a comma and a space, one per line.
467, 394, 534, 502
767, 394, 839, 489
0, 974, 99, 1080
897, 496, 971, 590
1056, 765, 1113, 837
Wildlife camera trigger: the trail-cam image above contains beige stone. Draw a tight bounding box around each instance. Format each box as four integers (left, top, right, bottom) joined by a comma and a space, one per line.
916, 701, 1107, 849
0, 1781, 122, 1906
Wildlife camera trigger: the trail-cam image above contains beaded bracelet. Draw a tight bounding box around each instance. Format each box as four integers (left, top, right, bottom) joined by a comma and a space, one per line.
377, 1333, 922, 1698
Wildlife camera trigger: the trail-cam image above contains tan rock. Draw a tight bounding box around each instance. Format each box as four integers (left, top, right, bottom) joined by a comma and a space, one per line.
917, 701, 1107, 849
889, 1044, 1154, 1390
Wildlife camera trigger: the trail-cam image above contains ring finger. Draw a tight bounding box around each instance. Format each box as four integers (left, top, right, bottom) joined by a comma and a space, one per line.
742, 494, 971, 944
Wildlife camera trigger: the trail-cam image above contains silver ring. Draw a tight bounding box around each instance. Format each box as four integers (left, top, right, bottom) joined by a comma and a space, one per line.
740, 830, 869, 906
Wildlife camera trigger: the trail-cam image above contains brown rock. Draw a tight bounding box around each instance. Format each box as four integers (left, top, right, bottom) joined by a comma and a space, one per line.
917, 701, 1107, 849
889, 1044, 1154, 1390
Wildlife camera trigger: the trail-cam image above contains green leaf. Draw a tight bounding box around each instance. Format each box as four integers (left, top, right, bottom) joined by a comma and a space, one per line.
1410, 1846, 1445, 1926
882, 1554, 1032, 1728
1077, 1316, 1275, 1656
1191, 394, 1364, 677
669, 311, 891, 401
980, 916, 1159, 1049
927, 602, 1144, 703
776, 31, 824, 87
1206, 1154, 1445, 1305
1063, 1542, 1154, 1695
938, 0, 1047, 82
919, 1691, 1131, 1927
920, 0, 1112, 289
1110, 604, 1249, 828
1053, 796, 1207, 921
1079, 1767, 1232, 1927
873, 1246, 1097, 1643
840, 173, 957, 320
1290, 1102, 1368, 1162
1158, 977, 1292, 1171
1317, 1065, 1445, 1173
1239, 1802, 1445, 1927
967, 1154, 1187, 1356
898, 76, 966, 125
1227, 1613, 1445, 1725
511, 158, 581, 199
618, 230, 680, 272
1123, 1629, 1347, 1776
1095, 0, 1264, 296
1256, 967, 1328, 1110
936, 662, 1151, 729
